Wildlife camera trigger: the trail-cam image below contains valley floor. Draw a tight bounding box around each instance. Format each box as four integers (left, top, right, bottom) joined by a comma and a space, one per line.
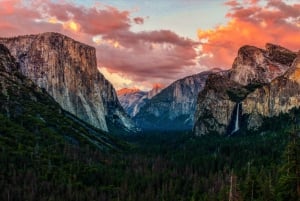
1, 117, 299, 201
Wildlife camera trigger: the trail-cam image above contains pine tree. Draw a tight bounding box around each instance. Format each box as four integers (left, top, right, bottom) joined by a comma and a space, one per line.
276, 130, 300, 201
228, 171, 241, 201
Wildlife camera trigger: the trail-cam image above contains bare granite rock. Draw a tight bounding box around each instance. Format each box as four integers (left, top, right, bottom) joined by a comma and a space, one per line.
0, 32, 136, 133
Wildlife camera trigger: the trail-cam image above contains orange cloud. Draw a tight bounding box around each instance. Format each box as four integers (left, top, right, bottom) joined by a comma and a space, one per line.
198, 0, 300, 68
48, 17, 58, 24
63, 20, 80, 32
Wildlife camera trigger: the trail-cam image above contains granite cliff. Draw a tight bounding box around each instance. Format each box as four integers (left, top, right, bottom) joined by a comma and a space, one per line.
242, 52, 300, 130
0, 32, 136, 133
134, 70, 220, 131
0, 43, 121, 150
117, 85, 163, 118
117, 88, 147, 117
194, 44, 298, 136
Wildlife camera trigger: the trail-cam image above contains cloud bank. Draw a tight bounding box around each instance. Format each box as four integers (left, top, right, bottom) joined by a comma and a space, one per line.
198, 0, 300, 68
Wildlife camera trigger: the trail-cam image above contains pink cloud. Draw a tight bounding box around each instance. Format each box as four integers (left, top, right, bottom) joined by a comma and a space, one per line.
40, 2, 132, 35
0, 0, 202, 88
96, 40, 197, 83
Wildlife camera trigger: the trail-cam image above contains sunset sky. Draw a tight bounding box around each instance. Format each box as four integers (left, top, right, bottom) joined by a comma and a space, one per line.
0, 0, 300, 90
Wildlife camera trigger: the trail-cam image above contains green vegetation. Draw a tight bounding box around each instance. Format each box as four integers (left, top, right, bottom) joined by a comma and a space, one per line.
1, 113, 300, 200
0, 73, 299, 200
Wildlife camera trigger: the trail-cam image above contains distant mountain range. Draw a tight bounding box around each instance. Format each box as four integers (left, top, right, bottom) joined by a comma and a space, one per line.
2, 32, 300, 136
118, 43, 300, 135
117, 84, 163, 117
118, 69, 221, 131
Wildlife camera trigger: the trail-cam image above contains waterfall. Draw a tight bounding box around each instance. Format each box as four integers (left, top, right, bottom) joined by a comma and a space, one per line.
231, 103, 240, 134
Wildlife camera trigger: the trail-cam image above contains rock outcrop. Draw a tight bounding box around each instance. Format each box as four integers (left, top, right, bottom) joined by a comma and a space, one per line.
117, 84, 163, 118
134, 70, 220, 131
242, 52, 300, 130
117, 88, 148, 117
0, 43, 122, 150
194, 44, 298, 136
230, 43, 296, 85
147, 84, 164, 99
0, 32, 136, 132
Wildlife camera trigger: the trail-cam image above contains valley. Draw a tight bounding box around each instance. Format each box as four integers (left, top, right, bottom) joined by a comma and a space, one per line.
0, 33, 299, 200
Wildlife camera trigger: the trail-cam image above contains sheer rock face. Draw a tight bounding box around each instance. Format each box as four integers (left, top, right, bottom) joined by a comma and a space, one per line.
194, 72, 238, 135
117, 88, 148, 117
117, 86, 163, 118
0, 44, 122, 150
242, 53, 300, 129
134, 70, 220, 131
0, 32, 136, 132
230, 44, 296, 86
194, 44, 298, 136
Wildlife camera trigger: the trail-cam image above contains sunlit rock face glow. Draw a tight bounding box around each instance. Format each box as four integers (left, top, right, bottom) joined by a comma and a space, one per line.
0, 32, 136, 132
118, 88, 146, 118
194, 44, 298, 136
242, 53, 300, 129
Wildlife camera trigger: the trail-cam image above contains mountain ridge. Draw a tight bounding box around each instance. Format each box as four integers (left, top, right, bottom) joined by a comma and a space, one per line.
133, 69, 222, 131
0, 32, 136, 133
194, 43, 299, 135
117, 85, 163, 117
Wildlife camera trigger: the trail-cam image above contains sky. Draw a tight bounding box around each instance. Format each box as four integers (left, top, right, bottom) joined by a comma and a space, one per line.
0, 0, 300, 90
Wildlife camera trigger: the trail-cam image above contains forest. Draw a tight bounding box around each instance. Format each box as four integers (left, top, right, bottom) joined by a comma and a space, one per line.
0, 109, 299, 201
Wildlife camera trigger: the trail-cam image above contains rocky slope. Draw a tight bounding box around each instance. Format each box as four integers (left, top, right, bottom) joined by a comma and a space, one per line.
117, 88, 147, 117
134, 70, 220, 131
230, 43, 296, 85
242, 52, 300, 130
194, 44, 298, 136
0, 32, 136, 133
0, 43, 122, 150
117, 85, 163, 117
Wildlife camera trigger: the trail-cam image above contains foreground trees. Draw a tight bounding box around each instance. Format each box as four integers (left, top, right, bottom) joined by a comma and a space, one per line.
0, 118, 299, 200
277, 130, 300, 201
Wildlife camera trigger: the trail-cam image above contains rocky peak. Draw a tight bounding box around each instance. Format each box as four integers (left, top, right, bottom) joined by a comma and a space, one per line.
134, 70, 220, 131
0, 32, 136, 133
285, 52, 300, 84
265, 43, 297, 65
229, 44, 296, 86
147, 83, 164, 99
117, 88, 147, 117
241, 52, 300, 130
194, 43, 299, 136
0, 43, 121, 150
117, 88, 142, 96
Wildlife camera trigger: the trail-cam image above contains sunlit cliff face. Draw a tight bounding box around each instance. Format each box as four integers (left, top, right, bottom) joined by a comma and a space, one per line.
288, 54, 300, 83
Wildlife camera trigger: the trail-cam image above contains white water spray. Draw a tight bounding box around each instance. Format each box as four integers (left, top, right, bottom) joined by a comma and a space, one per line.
231, 103, 240, 134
